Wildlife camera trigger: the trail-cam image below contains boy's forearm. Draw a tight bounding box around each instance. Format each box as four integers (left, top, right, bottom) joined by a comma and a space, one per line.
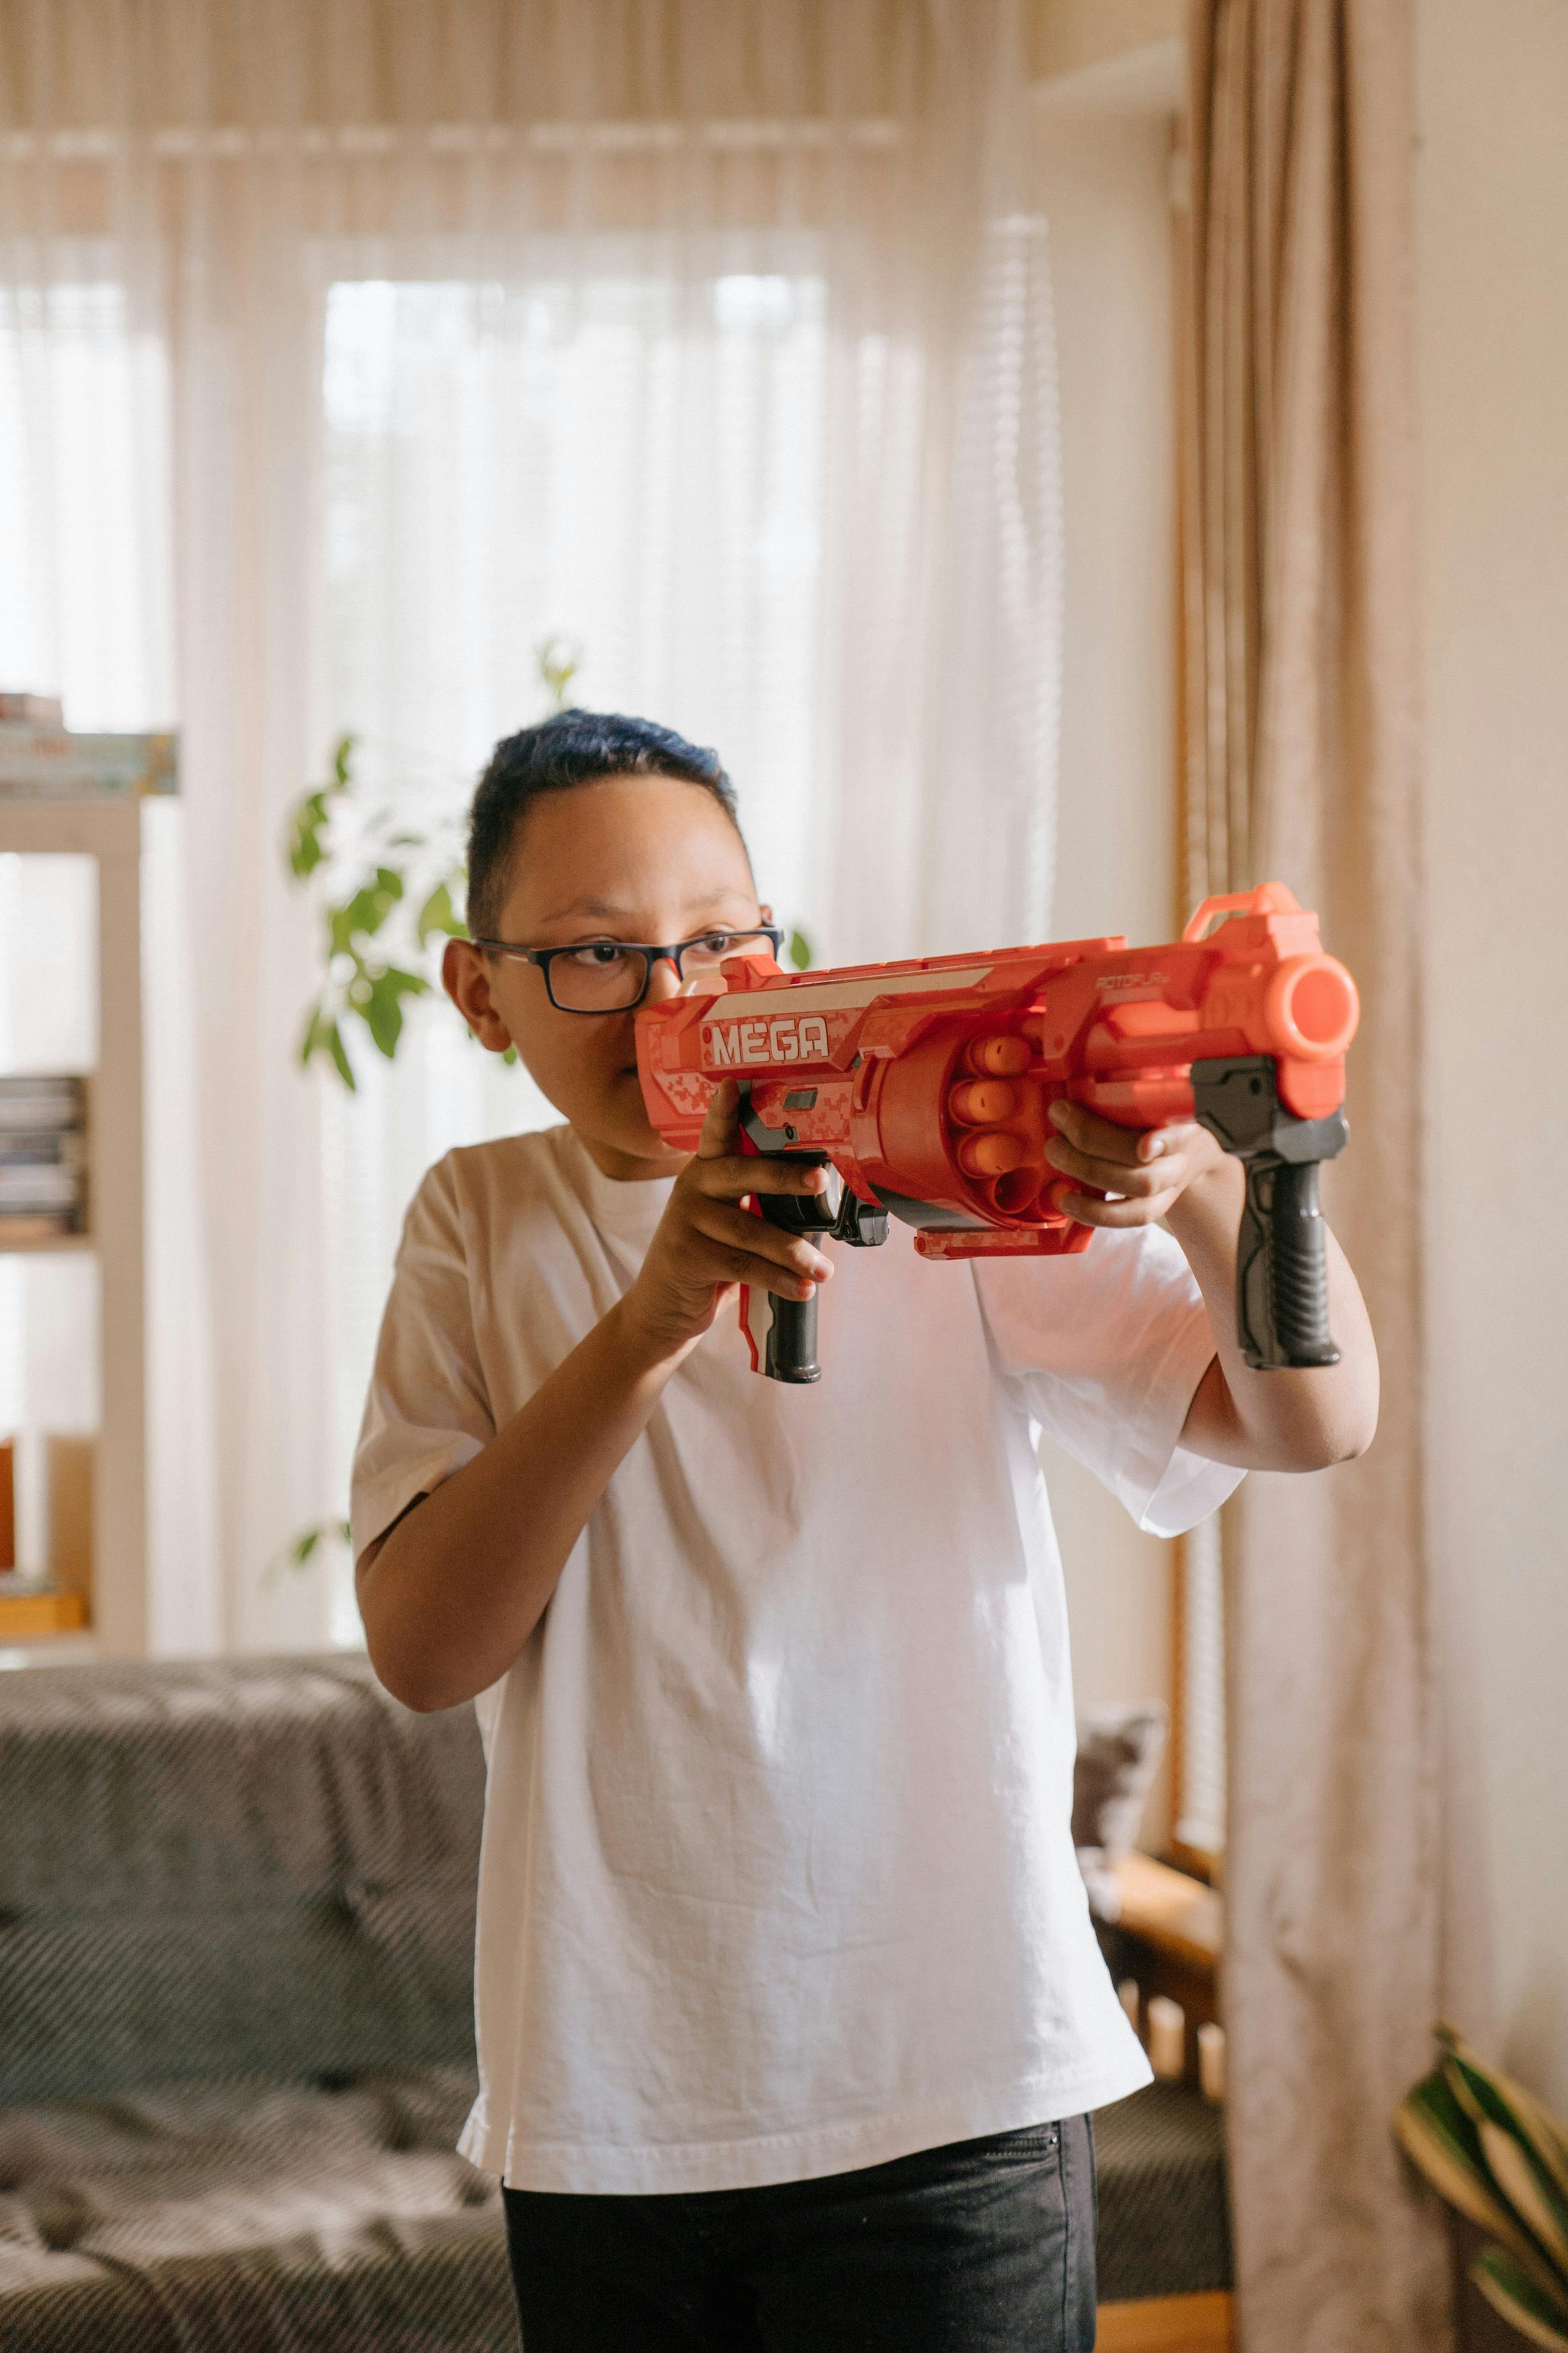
359, 1300, 686, 1712
1164, 1158, 1379, 1472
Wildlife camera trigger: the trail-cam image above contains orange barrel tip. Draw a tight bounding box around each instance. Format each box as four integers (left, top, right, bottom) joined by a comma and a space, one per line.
1263, 954, 1360, 1060
958, 1129, 1027, 1178
967, 1034, 1032, 1078
949, 1079, 1019, 1126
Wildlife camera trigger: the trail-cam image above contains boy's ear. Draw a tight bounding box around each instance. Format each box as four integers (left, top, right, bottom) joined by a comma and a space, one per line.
443, 939, 514, 1053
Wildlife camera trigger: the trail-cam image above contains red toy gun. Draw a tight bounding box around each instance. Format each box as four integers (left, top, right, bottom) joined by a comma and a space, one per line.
634, 882, 1359, 1386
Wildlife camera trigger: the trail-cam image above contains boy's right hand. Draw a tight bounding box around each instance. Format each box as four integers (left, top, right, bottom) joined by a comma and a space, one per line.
620, 1079, 834, 1362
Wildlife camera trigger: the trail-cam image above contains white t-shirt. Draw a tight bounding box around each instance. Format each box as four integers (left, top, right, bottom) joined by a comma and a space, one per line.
352, 1123, 1242, 2195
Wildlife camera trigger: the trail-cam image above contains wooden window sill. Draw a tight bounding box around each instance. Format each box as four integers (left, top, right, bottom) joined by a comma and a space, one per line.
1110, 1851, 1223, 1975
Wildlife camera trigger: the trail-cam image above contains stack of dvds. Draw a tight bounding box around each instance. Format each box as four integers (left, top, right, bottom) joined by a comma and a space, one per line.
0, 1076, 88, 1243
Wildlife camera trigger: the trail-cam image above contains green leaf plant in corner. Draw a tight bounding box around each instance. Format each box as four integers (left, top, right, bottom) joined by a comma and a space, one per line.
285, 732, 453, 1092
1396, 2023, 1568, 2348
282, 637, 582, 1093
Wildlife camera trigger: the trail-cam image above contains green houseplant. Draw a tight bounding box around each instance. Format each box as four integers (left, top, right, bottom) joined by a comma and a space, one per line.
1397, 2024, 1568, 2348
284, 638, 585, 1092
277, 640, 581, 1570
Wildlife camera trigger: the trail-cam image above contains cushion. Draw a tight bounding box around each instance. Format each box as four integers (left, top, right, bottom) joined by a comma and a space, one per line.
0, 1656, 486, 2103
0, 2063, 517, 2352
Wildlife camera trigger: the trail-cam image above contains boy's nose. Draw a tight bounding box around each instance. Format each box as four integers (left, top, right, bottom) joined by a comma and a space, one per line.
644, 955, 686, 1004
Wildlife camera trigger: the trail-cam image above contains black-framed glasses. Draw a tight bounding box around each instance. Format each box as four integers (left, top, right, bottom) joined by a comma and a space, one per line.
469, 926, 786, 1014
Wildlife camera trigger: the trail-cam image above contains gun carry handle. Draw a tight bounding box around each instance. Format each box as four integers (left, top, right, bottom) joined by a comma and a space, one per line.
1190, 1056, 1348, 1373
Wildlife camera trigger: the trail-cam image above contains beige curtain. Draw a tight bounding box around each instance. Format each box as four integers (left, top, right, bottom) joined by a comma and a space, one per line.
1181, 3, 1449, 2348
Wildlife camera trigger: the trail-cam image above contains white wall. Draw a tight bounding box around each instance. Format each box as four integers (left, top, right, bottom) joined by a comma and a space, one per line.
1415, 0, 1568, 2112
1031, 97, 1182, 1840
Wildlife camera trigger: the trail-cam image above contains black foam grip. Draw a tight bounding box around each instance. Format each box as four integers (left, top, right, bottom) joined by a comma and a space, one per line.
765, 1291, 822, 1384
1237, 1157, 1340, 1371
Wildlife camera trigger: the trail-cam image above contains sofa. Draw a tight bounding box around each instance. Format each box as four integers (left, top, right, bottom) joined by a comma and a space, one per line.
0, 1654, 1228, 2348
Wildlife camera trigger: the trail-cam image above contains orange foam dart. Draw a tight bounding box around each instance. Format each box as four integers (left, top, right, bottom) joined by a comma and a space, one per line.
635, 882, 1359, 1382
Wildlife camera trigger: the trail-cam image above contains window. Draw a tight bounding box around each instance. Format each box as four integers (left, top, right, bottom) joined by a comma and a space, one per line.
315, 260, 835, 1630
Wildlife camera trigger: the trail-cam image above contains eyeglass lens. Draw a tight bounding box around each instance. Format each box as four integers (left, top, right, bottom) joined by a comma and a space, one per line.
548, 932, 773, 1012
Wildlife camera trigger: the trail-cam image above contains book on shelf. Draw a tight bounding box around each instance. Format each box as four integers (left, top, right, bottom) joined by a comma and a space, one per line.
0, 1131, 86, 1166
0, 1215, 79, 1243
0, 1076, 89, 1236
1, 1157, 81, 1199
0, 1074, 87, 1132
0, 1569, 60, 1598
0, 1581, 88, 1636
0, 725, 177, 800
0, 1164, 82, 1207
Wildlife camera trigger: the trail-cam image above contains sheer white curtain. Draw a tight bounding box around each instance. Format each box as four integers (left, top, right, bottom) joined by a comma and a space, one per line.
1, 0, 1061, 1651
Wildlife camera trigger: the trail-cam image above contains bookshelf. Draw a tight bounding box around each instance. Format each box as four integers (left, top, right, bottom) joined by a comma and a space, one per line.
0, 794, 148, 1657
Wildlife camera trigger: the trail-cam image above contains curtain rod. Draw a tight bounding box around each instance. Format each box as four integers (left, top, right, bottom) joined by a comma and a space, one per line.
0, 119, 903, 163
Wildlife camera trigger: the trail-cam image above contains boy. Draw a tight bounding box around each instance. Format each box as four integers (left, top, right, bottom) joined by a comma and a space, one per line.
353, 710, 1377, 2352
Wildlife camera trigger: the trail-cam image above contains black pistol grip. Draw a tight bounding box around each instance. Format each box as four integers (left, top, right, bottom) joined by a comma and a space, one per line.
1190, 1055, 1348, 1373
755, 1181, 827, 1384
764, 1290, 822, 1384
1238, 1155, 1339, 1371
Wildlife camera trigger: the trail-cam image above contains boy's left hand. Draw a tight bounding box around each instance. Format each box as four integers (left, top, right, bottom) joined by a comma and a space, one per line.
1043, 1099, 1232, 1228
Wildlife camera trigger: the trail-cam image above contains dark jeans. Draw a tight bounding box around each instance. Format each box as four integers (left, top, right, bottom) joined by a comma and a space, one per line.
503, 2115, 1097, 2352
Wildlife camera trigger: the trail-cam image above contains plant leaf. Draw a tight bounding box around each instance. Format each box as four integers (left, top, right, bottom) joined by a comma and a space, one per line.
332, 732, 356, 788
362, 975, 405, 1060
329, 866, 405, 955
323, 1017, 356, 1091
287, 789, 331, 879
360, 966, 430, 1059
1441, 2025, 1568, 2209
286, 1519, 352, 1571
300, 1004, 358, 1092
417, 879, 467, 946
1396, 2072, 1563, 2293
788, 927, 813, 971
1481, 2122, 1568, 2280
536, 633, 581, 711
1472, 2249, 1568, 2351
